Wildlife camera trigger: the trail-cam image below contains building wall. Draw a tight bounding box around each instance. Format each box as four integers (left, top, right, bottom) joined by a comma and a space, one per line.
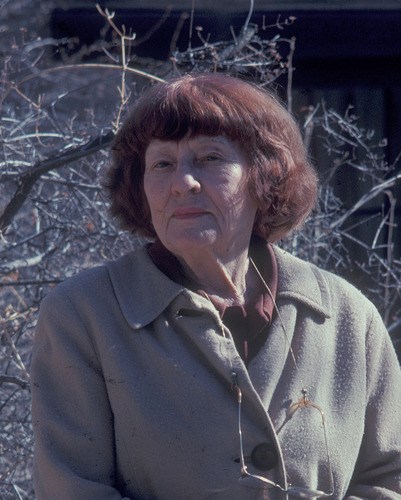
68, 0, 401, 11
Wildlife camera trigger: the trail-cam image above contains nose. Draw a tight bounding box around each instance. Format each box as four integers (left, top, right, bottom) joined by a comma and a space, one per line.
171, 163, 201, 196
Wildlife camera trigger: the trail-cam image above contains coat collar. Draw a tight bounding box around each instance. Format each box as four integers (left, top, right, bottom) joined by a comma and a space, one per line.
106, 244, 332, 330
106, 245, 185, 329
273, 246, 332, 319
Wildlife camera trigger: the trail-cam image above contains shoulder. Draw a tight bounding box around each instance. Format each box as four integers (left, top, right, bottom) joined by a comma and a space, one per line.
39, 244, 184, 331
40, 246, 149, 310
41, 263, 111, 311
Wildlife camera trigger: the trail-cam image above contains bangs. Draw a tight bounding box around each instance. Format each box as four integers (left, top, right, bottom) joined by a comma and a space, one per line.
135, 76, 255, 146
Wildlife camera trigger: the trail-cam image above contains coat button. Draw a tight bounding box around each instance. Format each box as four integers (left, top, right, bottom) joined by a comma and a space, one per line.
251, 443, 278, 471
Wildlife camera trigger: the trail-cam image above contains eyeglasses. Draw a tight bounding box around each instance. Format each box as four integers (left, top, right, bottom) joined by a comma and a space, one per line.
232, 376, 334, 498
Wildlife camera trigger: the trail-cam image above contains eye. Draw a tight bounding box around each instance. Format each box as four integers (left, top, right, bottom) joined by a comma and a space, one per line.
151, 160, 172, 170
199, 153, 223, 164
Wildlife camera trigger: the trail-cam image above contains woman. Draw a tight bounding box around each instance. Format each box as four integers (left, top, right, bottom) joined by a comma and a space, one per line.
31, 73, 401, 499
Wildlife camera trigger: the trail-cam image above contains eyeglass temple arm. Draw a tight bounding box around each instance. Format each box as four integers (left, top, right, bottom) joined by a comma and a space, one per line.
231, 373, 248, 475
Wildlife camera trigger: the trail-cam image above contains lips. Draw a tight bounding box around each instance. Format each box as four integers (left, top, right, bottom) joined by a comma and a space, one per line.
172, 207, 208, 219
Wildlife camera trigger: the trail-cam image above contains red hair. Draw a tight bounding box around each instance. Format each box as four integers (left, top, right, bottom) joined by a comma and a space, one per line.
107, 73, 317, 242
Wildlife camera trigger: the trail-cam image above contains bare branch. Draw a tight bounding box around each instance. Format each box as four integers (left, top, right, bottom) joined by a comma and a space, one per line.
0, 375, 29, 390
2, 245, 56, 272
0, 132, 114, 232
329, 173, 401, 230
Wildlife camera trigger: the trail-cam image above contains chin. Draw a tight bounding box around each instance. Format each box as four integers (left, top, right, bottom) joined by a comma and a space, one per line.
163, 228, 218, 255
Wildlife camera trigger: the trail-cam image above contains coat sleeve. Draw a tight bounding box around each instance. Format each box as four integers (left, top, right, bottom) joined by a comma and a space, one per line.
31, 288, 130, 500
346, 307, 401, 498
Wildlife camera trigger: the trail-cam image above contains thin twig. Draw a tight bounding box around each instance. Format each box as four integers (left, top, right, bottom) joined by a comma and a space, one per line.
0, 279, 63, 287
1, 63, 164, 106
286, 36, 296, 114
243, 0, 255, 36
383, 190, 396, 324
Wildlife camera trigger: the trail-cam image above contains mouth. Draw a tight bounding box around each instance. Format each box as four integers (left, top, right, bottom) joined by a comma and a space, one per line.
172, 207, 208, 219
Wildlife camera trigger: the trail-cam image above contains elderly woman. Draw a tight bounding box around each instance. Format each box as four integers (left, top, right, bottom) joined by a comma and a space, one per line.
31, 73, 401, 499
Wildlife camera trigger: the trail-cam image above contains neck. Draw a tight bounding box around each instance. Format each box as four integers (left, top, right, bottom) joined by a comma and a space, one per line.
176, 245, 257, 307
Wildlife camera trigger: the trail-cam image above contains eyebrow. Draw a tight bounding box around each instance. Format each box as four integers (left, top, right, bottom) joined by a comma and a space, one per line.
145, 142, 175, 156
190, 136, 228, 146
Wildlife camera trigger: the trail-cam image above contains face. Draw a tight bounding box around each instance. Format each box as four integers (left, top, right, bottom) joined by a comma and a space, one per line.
143, 135, 257, 259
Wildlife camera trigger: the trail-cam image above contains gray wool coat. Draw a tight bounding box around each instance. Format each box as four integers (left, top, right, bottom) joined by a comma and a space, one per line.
31, 245, 401, 499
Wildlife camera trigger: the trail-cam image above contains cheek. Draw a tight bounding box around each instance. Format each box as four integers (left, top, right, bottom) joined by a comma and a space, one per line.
143, 180, 169, 222
143, 177, 159, 210
227, 178, 253, 207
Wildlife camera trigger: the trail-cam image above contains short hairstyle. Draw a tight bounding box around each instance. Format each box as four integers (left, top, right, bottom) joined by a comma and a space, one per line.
107, 73, 318, 242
